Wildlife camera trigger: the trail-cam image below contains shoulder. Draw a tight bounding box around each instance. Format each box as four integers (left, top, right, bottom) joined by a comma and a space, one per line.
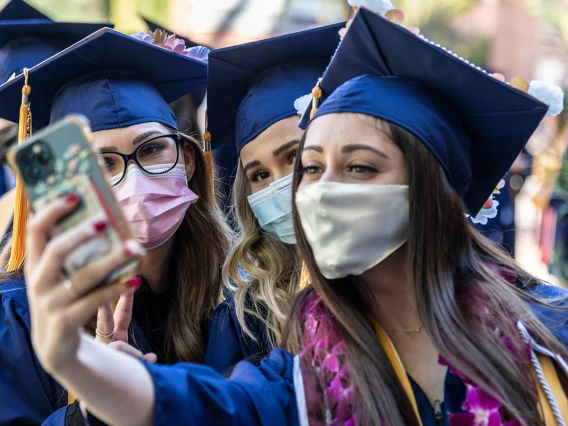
206, 292, 271, 374
212, 292, 269, 344
0, 276, 29, 313
526, 283, 568, 301
524, 283, 568, 347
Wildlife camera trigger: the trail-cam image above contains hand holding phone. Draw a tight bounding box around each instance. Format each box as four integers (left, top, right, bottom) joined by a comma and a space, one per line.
8, 115, 140, 284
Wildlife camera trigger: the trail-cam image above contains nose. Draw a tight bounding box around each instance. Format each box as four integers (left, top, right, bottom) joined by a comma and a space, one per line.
318, 163, 341, 184
272, 170, 292, 183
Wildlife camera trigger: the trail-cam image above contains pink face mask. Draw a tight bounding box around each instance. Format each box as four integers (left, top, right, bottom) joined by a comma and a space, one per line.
110, 164, 198, 250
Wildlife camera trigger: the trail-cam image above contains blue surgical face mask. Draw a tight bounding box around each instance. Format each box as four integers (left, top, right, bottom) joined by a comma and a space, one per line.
247, 173, 296, 245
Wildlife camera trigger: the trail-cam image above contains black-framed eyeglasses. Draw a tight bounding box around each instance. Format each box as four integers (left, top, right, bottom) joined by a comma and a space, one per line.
101, 133, 182, 187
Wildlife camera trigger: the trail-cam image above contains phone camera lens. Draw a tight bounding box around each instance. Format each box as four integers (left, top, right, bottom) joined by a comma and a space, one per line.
27, 166, 41, 182
36, 151, 50, 165
23, 150, 35, 164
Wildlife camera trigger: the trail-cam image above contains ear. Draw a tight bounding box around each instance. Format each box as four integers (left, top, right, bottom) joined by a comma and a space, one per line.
182, 141, 196, 180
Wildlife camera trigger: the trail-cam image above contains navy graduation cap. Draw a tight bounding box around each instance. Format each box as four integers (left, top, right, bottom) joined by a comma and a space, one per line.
0, 0, 113, 83
301, 8, 554, 215
207, 21, 344, 153
0, 0, 49, 21
0, 27, 208, 132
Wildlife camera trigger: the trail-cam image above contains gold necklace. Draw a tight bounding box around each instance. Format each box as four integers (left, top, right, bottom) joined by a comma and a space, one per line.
383, 323, 424, 333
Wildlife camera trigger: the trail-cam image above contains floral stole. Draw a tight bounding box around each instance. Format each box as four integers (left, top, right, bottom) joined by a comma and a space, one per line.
372, 320, 568, 426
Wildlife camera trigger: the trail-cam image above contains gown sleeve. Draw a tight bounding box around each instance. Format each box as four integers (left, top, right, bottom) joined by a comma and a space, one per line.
147, 348, 299, 426
205, 294, 268, 374
0, 279, 67, 425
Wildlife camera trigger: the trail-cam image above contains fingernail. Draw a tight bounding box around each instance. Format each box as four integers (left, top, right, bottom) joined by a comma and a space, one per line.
123, 239, 146, 257
93, 220, 107, 232
64, 193, 78, 203
127, 276, 142, 287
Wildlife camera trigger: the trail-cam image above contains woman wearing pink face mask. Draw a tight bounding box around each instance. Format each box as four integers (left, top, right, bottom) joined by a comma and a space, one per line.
0, 29, 229, 425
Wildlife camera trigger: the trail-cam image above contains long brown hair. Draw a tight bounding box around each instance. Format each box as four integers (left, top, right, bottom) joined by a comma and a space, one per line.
222, 161, 300, 350
284, 118, 568, 425
159, 134, 230, 363
0, 133, 230, 365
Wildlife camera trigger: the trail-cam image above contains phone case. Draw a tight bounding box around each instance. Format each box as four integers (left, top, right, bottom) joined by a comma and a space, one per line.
8, 115, 139, 284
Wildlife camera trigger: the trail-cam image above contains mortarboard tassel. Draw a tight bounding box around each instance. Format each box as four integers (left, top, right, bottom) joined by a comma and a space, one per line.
7, 69, 32, 272
202, 111, 215, 201
299, 261, 311, 289
309, 83, 322, 119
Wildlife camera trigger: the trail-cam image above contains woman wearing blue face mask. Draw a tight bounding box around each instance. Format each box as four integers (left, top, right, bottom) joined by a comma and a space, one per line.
19, 9, 568, 426
204, 23, 343, 373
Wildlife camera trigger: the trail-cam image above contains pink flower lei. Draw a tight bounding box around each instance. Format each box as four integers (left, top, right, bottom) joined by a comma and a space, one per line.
439, 354, 525, 426
300, 289, 532, 426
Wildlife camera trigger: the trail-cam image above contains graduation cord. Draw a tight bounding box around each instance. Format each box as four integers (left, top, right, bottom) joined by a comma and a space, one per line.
517, 321, 566, 426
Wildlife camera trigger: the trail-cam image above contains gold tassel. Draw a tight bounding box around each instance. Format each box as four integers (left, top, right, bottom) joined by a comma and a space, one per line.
299, 261, 311, 289
309, 83, 322, 119
7, 69, 32, 272
202, 111, 215, 201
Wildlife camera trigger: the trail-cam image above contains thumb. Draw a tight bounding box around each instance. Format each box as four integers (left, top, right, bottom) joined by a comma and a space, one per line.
143, 353, 158, 364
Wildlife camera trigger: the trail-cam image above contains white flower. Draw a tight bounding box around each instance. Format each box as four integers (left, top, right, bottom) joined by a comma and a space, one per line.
294, 94, 312, 117
348, 0, 395, 16
130, 32, 154, 44
469, 200, 499, 225
184, 45, 210, 63
528, 80, 564, 117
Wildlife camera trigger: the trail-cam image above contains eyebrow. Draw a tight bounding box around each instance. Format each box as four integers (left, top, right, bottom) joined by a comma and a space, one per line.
273, 139, 301, 157
302, 145, 323, 153
99, 131, 164, 153
243, 160, 261, 173
132, 130, 162, 146
342, 144, 388, 159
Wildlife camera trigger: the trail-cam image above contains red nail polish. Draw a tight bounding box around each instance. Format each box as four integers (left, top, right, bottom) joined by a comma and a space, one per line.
64, 193, 78, 203
123, 245, 132, 256
93, 220, 107, 232
127, 276, 142, 287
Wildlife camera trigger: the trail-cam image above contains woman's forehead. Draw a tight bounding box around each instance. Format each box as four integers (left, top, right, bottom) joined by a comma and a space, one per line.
304, 113, 393, 146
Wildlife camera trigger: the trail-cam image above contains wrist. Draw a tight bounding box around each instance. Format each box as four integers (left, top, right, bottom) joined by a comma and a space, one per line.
47, 333, 89, 382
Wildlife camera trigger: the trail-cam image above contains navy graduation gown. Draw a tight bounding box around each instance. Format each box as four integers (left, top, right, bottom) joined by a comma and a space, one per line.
143, 284, 568, 426
205, 293, 272, 374
0, 277, 157, 425
146, 348, 298, 426
0, 278, 68, 425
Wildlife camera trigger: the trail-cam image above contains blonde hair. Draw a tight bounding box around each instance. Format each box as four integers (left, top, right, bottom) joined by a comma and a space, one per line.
0, 132, 231, 364
222, 161, 300, 350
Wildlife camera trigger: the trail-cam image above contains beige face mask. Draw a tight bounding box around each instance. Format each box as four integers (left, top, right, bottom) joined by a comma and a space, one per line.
295, 182, 409, 279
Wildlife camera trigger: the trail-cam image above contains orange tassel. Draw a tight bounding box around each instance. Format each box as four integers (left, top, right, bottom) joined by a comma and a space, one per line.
300, 261, 311, 289
7, 69, 32, 272
202, 111, 215, 201
309, 84, 322, 119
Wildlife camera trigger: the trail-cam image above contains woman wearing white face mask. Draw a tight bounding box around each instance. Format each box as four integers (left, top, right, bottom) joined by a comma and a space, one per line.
0, 28, 229, 425
18, 10, 568, 426
204, 23, 343, 373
